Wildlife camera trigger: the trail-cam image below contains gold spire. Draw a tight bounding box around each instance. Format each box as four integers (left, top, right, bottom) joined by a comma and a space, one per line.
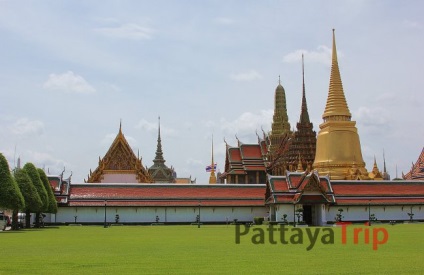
209, 135, 217, 184
322, 29, 352, 121
313, 29, 369, 180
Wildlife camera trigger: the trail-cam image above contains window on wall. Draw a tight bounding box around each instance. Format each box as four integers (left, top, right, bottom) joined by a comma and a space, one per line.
247, 172, 256, 184
259, 172, 267, 184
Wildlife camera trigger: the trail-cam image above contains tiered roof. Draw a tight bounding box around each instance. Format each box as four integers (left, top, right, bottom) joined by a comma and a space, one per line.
403, 147, 424, 180
286, 55, 317, 171
148, 118, 175, 183
266, 171, 335, 205
266, 171, 424, 206
221, 139, 267, 179
86, 124, 153, 183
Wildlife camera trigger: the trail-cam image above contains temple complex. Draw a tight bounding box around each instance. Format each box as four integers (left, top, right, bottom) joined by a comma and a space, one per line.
403, 147, 424, 180
286, 55, 317, 172
148, 118, 176, 183
85, 124, 153, 183
37, 29, 424, 226
313, 30, 369, 180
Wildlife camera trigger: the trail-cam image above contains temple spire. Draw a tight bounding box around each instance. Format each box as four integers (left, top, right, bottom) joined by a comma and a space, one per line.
153, 116, 165, 164
322, 29, 351, 121
313, 29, 368, 180
383, 150, 387, 173
269, 75, 291, 161
209, 135, 217, 184
299, 54, 311, 124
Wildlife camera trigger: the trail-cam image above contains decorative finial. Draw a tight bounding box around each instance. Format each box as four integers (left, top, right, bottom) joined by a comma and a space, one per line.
119, 119, 122, 133
383, 149, 387, 173
278, 75, 281, 85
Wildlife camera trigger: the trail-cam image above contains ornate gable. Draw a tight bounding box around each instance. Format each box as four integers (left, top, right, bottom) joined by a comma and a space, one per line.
86, 125, 153, 183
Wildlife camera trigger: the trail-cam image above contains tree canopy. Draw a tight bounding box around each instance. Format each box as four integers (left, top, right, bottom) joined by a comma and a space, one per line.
23, 163, 48, 212
14, 168, 42, 213
37, 168, 58, 214
0, 153, 25, 210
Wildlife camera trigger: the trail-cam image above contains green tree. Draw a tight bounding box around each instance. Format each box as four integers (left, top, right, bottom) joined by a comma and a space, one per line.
38, 168, 58, 214
14, 168, 42, 228
0, 153, 25, 230
23, 163, 48, 228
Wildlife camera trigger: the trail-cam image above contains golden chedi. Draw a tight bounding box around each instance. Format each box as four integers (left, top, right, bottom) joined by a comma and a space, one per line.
313, 30, 369, 180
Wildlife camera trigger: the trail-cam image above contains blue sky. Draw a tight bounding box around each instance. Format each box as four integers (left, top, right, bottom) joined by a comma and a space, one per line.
0, 1, 423, 183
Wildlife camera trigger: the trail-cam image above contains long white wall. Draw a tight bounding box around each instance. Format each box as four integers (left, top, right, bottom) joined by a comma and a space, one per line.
52, 206, 268, 224
272, 204, 424, 225
325, 205, 424, 222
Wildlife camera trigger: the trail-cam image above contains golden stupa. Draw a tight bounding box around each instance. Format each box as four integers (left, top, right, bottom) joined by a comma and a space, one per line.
313, 30, 369, 180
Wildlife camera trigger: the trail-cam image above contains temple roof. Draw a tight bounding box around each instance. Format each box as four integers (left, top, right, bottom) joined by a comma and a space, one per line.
403, 147, 424, 180
322, 29, 352, 120
68, 183, 265, 207
266, 172, 424, 206
86, 124, 153, 183
222, 140, 267, 176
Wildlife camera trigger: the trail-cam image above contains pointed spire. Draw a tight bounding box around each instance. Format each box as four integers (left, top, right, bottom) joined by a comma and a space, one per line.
322, 29, 352, 121
209, 135, 217, 184
153, 116, 165, 165
119, 119, 122, 134
383, 149, 387, 173
299, 53, 311, 124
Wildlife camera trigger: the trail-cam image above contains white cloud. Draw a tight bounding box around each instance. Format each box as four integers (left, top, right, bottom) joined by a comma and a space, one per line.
23, 150, 68, 172
135, 119, 177, 137
354, 106, 391, 135
219, 110, 273, 143
403, 20, 421, 29
230, 70, 263, 81
43, 71, 96, 94
214, 17, 235, 25
283, 45, 338, 66
11, 118, 44, 136
95, 23, 154, 40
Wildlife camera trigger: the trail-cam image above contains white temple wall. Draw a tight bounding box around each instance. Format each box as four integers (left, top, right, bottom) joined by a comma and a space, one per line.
325, 205, 424, 222
54, 206, 267, 223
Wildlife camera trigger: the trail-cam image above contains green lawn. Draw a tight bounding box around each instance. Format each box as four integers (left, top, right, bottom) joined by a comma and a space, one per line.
1, 223, 423, 274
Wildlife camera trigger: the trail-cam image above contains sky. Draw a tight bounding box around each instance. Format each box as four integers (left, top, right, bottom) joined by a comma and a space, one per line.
0, 0, 423, 184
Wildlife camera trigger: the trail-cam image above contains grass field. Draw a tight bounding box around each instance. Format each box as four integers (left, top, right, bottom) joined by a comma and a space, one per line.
1, 223, 423, 274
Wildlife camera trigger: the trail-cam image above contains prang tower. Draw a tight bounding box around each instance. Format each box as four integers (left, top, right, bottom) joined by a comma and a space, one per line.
313, 30, 369, 180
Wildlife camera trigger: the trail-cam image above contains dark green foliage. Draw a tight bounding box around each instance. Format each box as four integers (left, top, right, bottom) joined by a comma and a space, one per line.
14, 169, 42, 213
0, 153, 25, 211
254, 217, 264, 225
23, 163, 48, 212
38, 168, 58, 214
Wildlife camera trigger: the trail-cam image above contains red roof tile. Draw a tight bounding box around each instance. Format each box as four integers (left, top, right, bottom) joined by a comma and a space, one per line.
241, 145, 262, 159
69, 183, 265, 200
332, 181, 424, 196
229, 148, 242, 162
68, 199, 264, 207
335, 198, 424, 205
